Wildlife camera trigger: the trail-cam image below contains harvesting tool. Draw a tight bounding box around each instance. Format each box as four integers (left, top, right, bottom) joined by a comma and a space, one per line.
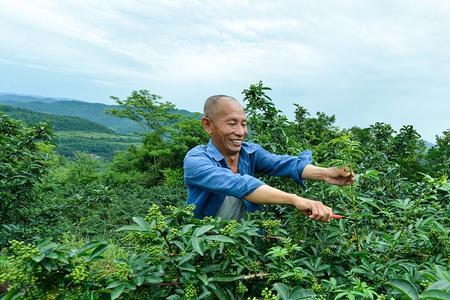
332, 214, 358, 221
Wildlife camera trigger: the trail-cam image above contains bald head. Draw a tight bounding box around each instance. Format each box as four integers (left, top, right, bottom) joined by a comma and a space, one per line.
203, 95, 241, 121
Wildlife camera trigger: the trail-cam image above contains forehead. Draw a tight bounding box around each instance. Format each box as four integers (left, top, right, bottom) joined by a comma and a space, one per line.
215, 99, 246, 119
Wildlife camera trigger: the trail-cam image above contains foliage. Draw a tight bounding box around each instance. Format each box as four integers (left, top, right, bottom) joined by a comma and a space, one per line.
242, 81, 299, 154
0, 104, 115, 133
0, 113, 53, 236
1, 197, 449, 299
54, 131, 141, 159
426, 129, 450, 177
0, 97, 144, 134
6, 153, 187, 243
105, 89, 209, 186
1, 83, 450, 299
106, 90, 181, 132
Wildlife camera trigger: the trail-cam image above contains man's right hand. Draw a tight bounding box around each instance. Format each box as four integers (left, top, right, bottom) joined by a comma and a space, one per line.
293, 197, 333, 222
245, 184, 333, 222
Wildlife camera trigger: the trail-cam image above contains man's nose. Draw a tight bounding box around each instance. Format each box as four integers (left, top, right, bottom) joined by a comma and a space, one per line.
234, 125, 246, 136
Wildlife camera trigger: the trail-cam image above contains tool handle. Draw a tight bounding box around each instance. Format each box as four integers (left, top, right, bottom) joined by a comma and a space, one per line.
332, 214, 344, 219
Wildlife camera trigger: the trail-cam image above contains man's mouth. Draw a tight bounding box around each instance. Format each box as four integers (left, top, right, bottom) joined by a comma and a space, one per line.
230, 139, 243, 146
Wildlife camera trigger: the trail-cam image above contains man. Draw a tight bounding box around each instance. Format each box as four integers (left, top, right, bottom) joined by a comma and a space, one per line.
183, 95, 355, 222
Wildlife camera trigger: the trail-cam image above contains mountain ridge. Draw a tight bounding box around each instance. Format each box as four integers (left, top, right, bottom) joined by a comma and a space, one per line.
0, 93, 197, 134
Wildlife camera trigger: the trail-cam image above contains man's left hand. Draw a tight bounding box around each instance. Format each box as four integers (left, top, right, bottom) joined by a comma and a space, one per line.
324, 167, 355, 186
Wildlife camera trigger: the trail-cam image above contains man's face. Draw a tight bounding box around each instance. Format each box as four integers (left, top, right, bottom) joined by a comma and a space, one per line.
204, 99, 248, 157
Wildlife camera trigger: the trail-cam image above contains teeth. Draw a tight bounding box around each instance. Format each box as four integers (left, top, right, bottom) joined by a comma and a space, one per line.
231, 140, 242, 145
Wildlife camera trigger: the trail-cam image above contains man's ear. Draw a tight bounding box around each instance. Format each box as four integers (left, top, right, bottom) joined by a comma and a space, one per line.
201, 117, 213, 134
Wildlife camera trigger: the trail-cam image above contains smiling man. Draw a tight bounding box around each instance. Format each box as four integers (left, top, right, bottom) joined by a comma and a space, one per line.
183, 95, 355, 222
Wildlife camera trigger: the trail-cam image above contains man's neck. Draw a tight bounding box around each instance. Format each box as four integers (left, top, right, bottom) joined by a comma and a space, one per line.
225, 154, 239, 173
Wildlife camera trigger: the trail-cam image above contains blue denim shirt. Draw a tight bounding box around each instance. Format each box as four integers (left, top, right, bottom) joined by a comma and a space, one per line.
183, 139, 313, 219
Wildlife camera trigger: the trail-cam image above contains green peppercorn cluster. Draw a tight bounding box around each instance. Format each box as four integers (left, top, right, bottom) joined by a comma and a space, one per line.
262, 219, 281, 232
0, 240, 41, 297
10, 240, 40, 259
260, 287, 278, 300
114, 262, 129, 281
220, 220, 239, 235
248, 260, 262, 273
143, 245, 164, 263
310, 276, 322, 293
184, 283, 198, 299
320, 247, 334, 257
236, 281, 248, 295
69, 261, 88, 284
145, 204, 166, 231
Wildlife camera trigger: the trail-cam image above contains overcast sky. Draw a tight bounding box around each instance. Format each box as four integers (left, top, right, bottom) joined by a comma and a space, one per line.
1, 0, 449, 142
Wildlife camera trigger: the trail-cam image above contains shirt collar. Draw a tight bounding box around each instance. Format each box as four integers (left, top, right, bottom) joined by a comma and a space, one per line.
206, 139, 225, 161
206, 139, 257, 161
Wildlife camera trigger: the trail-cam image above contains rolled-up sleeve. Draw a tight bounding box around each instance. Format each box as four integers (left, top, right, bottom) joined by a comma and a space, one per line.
254, 146, 313, 186
184, 153, 265, 198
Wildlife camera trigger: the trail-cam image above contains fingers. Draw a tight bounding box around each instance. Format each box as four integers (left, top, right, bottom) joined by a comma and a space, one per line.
307, 200, 333, 223
336, 167, 356, 185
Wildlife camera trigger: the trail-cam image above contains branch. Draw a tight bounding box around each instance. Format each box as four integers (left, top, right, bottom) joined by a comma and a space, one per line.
242, 272, 269, 280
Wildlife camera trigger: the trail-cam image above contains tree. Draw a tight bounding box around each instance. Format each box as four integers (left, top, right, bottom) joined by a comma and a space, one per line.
106, 90, 181, 132
427, 129, 450, 177
107, 91, 208, 186
0, 113, 53, 227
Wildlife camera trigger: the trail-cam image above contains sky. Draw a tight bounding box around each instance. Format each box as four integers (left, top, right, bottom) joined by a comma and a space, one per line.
0, 0, 449, 142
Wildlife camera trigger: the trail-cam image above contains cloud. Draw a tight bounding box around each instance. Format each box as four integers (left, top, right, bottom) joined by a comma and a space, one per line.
0, 0, 449, 141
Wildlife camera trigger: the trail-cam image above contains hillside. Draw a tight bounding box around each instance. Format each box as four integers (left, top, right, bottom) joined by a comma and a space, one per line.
0, 99, 142, 134
0, 93, 198, 134
0, 104, 141, 159
0, 104, 115, 133
0, 93, 67, 104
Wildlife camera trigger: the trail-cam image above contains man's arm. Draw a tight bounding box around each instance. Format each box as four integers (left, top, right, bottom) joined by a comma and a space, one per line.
244, 184, 333, 222
302, 164, 355, 185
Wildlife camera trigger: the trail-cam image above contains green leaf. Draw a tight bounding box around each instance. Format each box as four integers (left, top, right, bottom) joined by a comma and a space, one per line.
388, 279, 419, 300
132, 217, 149, 228
1, 288, 23, 300
204, 235, 235, 243
116, 224, 146, 232
178, 252, 195, 265
197, 273, 209, 286
435, 266, 450, 283
111, 284, 126, 300
144, 275, 163, 284
209, 275, 242, 282
87, 243, 108, 262
42, 259, 58, 271
273, 283, 289, 300
210, 285, 230, 300
426, 280, 450, 292
45, 252, 59, 259
31, 253, 45, 262
290, 287, 316, 300
172, 240, 185, 251
182, 224, 195, 234
106, 281, 125, 289
194, 225, 215, 237
204, 264, 222, 273
420, 290, 450, 299
133, 276, 144, 286
238, 234, 253, 245
191, 237, 204, 255
38, 242, 58, 253
178, 263, 196, 272
37, 237, 53, 249
198, 290, 212, 299
77, 241, 106, 256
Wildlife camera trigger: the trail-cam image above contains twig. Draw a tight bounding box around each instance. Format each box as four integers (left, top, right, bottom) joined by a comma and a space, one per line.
242, 272, 269, 280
